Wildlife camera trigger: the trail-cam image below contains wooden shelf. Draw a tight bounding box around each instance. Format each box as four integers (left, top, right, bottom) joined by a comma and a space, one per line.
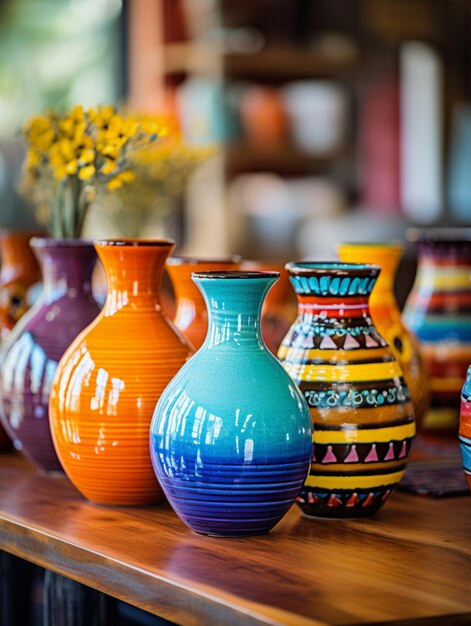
1, 452, 471, 625
226, 142, 350, 176
163, 43, 358, 80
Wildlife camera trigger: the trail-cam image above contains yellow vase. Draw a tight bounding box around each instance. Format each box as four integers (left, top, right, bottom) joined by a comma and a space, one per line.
338, 243, 430, 427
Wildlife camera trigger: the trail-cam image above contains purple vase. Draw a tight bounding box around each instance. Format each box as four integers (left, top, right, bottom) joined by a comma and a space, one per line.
0, 239, 101, 472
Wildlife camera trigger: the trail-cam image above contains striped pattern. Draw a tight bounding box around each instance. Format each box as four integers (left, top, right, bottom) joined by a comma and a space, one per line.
278, 263, 415, 519
49, 241, 194, 505
459, 366, 471, 490
404, 239, 471, 432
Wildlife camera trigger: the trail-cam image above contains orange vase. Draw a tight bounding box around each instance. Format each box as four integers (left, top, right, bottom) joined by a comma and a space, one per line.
166, 257, 241, 350
0, 230, 41, 341
242, 260, 297, 354
49, 240, 194, 505
338, 242, 430, 426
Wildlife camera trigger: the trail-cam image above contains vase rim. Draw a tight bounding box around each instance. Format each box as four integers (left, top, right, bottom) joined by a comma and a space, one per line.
192, 270, 280, 280
338, 241, 404, 249
406, 227, 471, 244
95, 238, 175, 247
286, 262, 380, 277
30, 237, 95, 248
167, 255, 242, 266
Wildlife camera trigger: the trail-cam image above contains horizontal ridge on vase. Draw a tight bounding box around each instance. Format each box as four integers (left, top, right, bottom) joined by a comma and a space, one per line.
403, 228, 471, 434
459, 365, 471, 491
49, 239, 194, 505
166, 256, 241, 350
150, 270, 312, 536
0, 239, 100, 471
277, 262, 415, 519
338, 242, 430, 428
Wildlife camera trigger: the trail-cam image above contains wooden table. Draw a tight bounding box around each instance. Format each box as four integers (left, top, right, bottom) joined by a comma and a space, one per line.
0, 452, 470, 626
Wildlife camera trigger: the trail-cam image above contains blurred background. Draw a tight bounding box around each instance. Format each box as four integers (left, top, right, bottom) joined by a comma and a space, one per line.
0, 0, 471, 266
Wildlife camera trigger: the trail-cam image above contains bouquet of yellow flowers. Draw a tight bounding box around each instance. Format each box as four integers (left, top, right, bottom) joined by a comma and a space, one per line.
21, 105, 166, 238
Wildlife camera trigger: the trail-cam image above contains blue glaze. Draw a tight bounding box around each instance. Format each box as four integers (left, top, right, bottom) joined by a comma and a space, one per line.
150, 272, 312, 536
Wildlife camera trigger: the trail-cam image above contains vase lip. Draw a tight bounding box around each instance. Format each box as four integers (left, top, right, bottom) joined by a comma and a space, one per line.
94, 238, 175, 248
338, 240, 404, 250
286, 261, 381, 277
406, 227, 471, 244
30, 237, 95, 248
192, 270, 280, 280
167, 255, 242, 266
0, 229, 46, 241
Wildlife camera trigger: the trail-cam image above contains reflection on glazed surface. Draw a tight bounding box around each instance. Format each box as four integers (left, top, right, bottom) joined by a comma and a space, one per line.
151, 272, 312, 536
0, 240, 100, 472
49, 240, 194, 506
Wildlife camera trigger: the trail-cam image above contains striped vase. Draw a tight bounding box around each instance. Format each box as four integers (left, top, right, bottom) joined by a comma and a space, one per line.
49, 240, 194, 505
150, 271, 312, 536
278, 262, 415, 519
404, 229, 471, 434
459, 366, 471, 490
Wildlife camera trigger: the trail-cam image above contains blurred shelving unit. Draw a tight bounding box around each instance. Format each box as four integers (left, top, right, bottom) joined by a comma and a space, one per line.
128, 0, 471, 258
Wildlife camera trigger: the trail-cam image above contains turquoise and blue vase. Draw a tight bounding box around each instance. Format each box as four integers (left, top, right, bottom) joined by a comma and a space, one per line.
150, 271, 312, 536
278, 263, 415, 519
459, 366, 471, 491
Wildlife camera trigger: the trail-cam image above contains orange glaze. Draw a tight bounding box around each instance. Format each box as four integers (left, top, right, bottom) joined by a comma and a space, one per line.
49, 240, 193, 505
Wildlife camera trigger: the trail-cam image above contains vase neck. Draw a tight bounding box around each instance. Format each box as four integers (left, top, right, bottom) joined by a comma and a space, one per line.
194, 273, 278, 349
96, 241, 174, 315
32, 240, 96, 302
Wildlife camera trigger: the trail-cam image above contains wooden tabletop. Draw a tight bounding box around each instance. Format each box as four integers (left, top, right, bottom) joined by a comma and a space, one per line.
0, 452, 470, 626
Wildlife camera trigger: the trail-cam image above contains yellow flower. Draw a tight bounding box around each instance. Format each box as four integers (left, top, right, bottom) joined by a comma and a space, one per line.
101, 159, 118, 175
106, 170, 136, 190
54, 164, 68, 180
66, 160, 78, 175
79, 148, 95, 165
70, 105, 84, 122
26, 149, 40, 168
78, 165, 96, 181
119, 170, 136, 183
107, 177, 123, 190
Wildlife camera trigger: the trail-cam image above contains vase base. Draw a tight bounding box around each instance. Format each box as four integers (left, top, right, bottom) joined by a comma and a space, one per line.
296, 486, 394, 520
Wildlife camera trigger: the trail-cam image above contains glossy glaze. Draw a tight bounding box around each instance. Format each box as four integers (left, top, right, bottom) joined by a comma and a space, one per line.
459, 366, 471, 490
338, 243, 430, 426
166, 257, 241, 350
150, 271, 312, 536
49, 240, 194, 505
241, 260, 297, 354
0, 239, 100, 471
0, 230, 41, 341
404, 229, 471, 433
278, 262, 415, 519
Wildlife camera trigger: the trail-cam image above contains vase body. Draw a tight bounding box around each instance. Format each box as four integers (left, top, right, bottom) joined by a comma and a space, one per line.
459, 366, 471, 490
49, 240, 193, 505
166, 256, 240, 350
242, 260, 297, 354
0, 239, 100, 471
338, 243, 430, 427
278, 262, 415, 519
150, 271, 312, 536
0, 230, 41, 341
404, 229, 471, 434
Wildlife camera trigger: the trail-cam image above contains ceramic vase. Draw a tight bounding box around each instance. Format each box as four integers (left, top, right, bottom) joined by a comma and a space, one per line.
166, 256, 240, 350
242, 260, 297, 354
0, 230, 41, 341
150, 271, 312, 536
0, 239, 100, 471
338, 243, 430, 427
49, 239, 193, 506
278, 262, 415, 519
459, 366, 471, 490
404, 229, 471, 434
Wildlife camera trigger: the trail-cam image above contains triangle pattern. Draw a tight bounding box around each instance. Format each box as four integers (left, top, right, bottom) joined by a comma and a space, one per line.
343, 333, 361, 350
364, 444, 378, 463
365, 334, 379, 348
319, 335, 338, 349
384, 442, 395, 461
322, 445, 337, 464
344, 445, 359, 463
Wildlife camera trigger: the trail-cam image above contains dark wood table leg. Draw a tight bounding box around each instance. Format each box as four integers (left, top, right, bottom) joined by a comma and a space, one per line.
43, 569, 117, 626
0, 550, 38, 626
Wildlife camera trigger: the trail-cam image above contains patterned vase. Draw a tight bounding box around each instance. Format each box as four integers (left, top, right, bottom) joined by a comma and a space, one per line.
459, 366, 471, 490
150, 271, 312, 536
166, 256, 240, 350
338, 243, 430, 427
49, 239, 193, 505
0, 230, 41, 341
404, 229, 471, 434
0, 239, 100, 471
278, 262, 415, 519
242, 260, 297, 354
